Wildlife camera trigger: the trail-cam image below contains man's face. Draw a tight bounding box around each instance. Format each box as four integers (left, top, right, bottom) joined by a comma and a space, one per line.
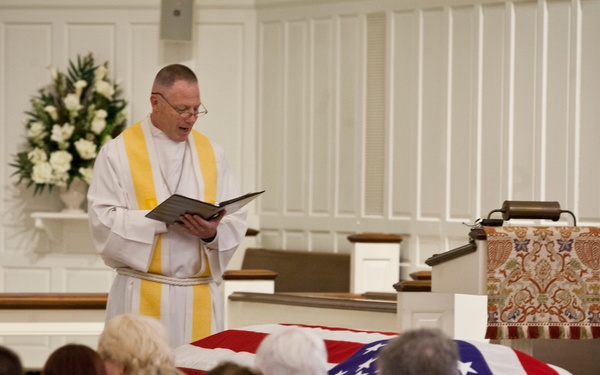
150, 80, 201, 142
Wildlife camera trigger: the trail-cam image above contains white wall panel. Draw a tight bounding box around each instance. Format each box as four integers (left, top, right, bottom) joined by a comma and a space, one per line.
285, 20, 308, 214
256, 0, 600, 277
310, 18, 333, 215
283, 230, 306, 250
363, 12, 386, 217
544, 1, 571, 203
479, 3, 507, 212
64, 268, 114, 292
3, 23, 52, 178
310, 231, 332, 252
130, 24, 161, 122
336, 15, 361, 217
448, 6, 477, 220
511, 1, 537, 200
416, 235, 443, 266
577, 0, 600, 221
66, 24, 116, 64
260, 229, 282, 249
3, 267, 50, 292
390, 10, 417, 219
335, 231, 353, 253
419, 7, 447, 220
196, 22, 248, 185
2, 23, 55, 254
258, 21, 284, 214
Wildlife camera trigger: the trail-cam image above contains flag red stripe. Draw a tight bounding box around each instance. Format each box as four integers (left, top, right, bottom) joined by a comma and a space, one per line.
514, 349, 559, 375
180, 368, 205, 375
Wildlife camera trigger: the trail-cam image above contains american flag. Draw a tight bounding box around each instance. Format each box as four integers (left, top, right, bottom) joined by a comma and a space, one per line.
175, 324, 572, 375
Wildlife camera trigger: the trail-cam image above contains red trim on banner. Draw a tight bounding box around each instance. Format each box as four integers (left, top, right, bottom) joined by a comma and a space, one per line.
570, 327, 580, 339
527, 326, 539, 339
484, 326, 497, 339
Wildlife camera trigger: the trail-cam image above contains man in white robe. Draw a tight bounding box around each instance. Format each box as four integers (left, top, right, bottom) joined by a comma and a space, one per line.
88, 64, 248, 347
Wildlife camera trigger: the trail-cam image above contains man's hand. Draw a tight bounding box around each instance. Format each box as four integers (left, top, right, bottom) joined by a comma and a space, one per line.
173, 210, 225, 240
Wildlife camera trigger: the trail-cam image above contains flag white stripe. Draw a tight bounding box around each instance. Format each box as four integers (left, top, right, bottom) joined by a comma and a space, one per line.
175, 345, 340, 371
464, 340, 529, 375
176, 346, 255, 371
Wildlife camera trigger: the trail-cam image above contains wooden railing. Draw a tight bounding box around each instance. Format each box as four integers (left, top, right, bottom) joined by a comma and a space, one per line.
0, 293, 107, 309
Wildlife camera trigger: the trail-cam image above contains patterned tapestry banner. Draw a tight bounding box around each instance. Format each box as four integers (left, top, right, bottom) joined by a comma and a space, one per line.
485, 226, 600, 339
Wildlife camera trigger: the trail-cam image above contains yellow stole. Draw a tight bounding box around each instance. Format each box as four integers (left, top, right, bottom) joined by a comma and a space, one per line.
122, 121, 217, 341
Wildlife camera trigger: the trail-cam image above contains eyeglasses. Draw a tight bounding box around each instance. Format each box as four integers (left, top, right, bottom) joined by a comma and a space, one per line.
152, 92, 207, 119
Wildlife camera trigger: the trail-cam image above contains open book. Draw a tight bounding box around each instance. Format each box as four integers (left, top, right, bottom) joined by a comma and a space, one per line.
145, 190, 265, 224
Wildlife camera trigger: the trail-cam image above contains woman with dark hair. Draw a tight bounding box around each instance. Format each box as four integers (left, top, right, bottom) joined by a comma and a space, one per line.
206, 362, 256, 375
42, 344, 106, 375
0, 345, 23, 375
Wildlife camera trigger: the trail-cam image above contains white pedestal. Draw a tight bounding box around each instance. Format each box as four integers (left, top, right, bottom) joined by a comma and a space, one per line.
351, 242, 400, 294
397, 292, 488, 342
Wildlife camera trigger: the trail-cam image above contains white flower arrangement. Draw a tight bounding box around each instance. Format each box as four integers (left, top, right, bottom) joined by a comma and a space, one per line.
11, 53, 127, 194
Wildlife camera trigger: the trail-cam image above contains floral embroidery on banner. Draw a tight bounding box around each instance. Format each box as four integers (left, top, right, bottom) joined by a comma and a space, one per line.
485, 226, 600, 339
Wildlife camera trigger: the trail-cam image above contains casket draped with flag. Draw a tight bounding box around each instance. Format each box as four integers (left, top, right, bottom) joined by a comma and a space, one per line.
174, 324, 572, 375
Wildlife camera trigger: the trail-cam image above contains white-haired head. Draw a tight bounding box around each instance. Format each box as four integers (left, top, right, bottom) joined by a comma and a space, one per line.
254, 326, 328, 375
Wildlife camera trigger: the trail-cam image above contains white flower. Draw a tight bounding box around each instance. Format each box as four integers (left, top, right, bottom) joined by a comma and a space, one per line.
74, 80, 88, 97
27, 121, 47, 139
52, 171, 69, 187
44, 105, 58, 121
13, 54, 126, 193
91, 119, 106, 135
27, 148, 48, 164
94, 109, 107, 119
64, 93, 82, 112
95, 81, 114, 99
95, 65, 108, 82
49, 150, 73, 173
91, 109, 108, 134
51, 123, 75, 143
31, 162, 54, 184
74, 138, 97, 160
79, 166, 94, 184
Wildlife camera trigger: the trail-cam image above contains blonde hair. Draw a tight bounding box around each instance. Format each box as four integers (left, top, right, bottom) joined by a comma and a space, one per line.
97, 314, 184, 375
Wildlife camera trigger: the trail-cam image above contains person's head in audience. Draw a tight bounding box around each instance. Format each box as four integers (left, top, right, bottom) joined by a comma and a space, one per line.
0, 345, 23, 375
42, 343, 106, 375
254, 326, 327, 375
206, 361, 256, 375
97, 313, 184, 375
377, 327, 459, 375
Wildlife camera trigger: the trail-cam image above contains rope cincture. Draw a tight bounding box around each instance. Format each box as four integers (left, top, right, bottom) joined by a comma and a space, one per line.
117, 268, 214, 286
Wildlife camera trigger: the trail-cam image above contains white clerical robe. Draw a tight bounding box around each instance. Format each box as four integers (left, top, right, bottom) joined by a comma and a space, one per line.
88, 115, 248, 347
